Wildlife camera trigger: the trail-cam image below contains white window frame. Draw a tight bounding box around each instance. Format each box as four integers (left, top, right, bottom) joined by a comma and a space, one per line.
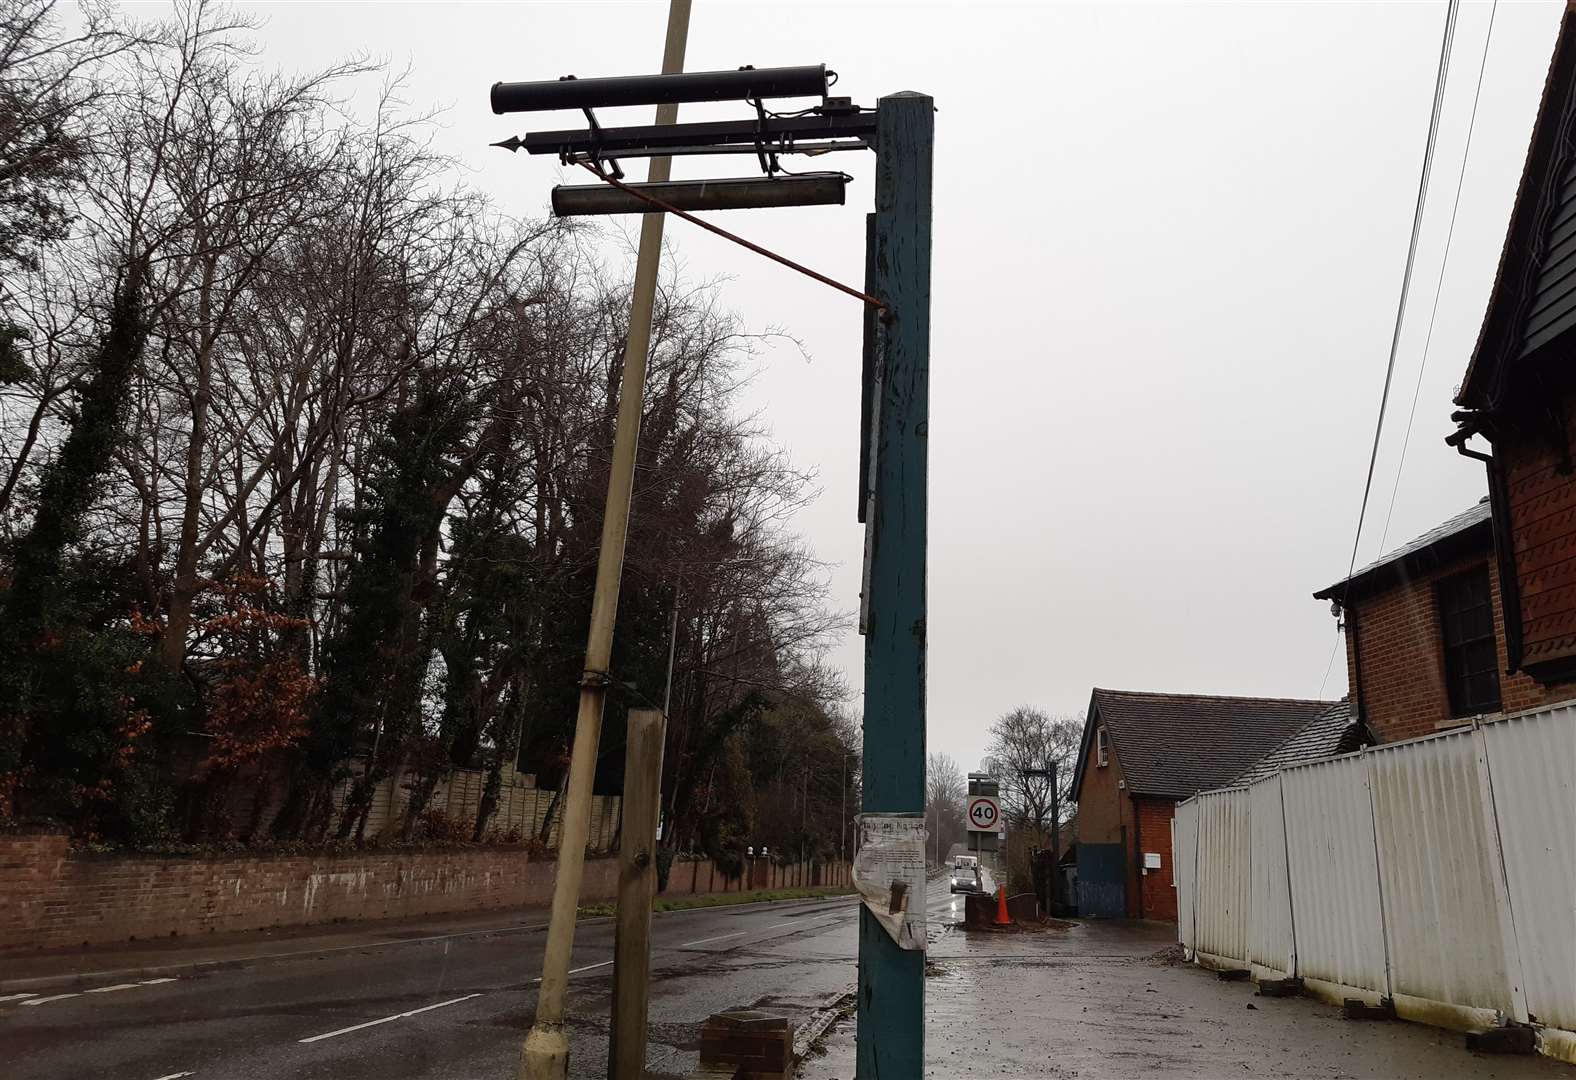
1096, 726, 1109, 767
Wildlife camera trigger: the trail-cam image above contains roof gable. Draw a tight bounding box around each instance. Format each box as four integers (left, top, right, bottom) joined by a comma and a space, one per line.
1076, 688, 1337, 802
1461, 7, 1576, 411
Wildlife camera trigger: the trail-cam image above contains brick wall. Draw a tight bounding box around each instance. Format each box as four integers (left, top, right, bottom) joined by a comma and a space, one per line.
1500, 384, 1576, 673
1073, 719, 1131, 846
1132, 797, 1177, 922
1074, 719, 1145, 919
0, 832, 848, 952
1345, 550, 1570, 743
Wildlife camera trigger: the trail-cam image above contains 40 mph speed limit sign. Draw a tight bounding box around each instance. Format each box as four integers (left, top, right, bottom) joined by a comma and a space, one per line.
966, 795, 1000, 833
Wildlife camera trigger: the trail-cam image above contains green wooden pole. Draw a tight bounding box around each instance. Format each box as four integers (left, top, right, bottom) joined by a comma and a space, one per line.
858, 91, 933, 1080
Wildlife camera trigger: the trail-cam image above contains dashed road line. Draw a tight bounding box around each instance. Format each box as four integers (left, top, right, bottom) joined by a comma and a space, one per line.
17, 976, 178, 1006
298, 993, 483, 1044
767, 913, 843, 930
677, 931, 747, 948
151, 1072, 195, 1079
529, 959, 612, 983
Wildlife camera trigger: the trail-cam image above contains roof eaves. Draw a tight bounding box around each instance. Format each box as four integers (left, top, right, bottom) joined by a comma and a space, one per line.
1313, 501, 1492, 602
1460, 7, 1576, 409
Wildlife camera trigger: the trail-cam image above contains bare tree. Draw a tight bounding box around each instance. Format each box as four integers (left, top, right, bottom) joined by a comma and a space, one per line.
982, 706, 1082, 831
0, 1, 855, 849
926, 751, 965, 865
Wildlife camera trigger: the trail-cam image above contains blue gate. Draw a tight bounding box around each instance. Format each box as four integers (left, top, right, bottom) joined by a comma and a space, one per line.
1076, 843, 1126, 917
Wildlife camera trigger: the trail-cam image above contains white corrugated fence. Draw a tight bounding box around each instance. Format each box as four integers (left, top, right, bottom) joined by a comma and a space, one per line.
1176, 702, 1576, 1065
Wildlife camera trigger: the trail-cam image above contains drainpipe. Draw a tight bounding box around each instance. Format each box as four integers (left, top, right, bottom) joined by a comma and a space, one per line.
1131, 795, 1144, 920
1449, 420, 1524, 672
1343, 601, 1367, 730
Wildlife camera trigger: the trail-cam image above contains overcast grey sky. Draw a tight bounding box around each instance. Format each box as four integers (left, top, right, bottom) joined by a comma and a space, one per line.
239, 0, 1561, 770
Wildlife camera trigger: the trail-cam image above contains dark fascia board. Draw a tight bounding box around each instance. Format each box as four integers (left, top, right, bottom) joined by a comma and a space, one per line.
1460, 7, 1576, 411
1313, 518, 1493, 604
1068, 692, 1102, 804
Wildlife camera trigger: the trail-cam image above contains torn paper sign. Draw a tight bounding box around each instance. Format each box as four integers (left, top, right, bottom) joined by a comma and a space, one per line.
852, 813, 928, 950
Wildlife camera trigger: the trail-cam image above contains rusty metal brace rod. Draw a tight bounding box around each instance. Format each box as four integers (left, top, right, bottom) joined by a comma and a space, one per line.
578, 160, 886, 311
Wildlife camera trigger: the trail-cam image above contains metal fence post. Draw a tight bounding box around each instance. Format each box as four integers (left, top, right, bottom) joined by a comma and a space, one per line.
857, 91, 932, 1080
1471, 722, 1530, 1023
1360, 748, 1396, 1003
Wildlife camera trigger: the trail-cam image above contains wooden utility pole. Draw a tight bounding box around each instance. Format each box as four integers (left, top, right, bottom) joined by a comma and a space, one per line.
609, 709, 666, 1080
517, 4, 691, 1078
857, 91, 933, 1080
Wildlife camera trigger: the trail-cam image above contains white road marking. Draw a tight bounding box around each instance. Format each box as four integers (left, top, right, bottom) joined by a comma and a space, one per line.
0, 993, 38, 1003
22, 993, 80, 1006
530, 959, 613, 984
152, 1072, 195, 1079
139, 977, 177, 986
298, 993, 482, 1044
768, 913, 842, 929
86, 983, 142, 994
678, 931, 747, 948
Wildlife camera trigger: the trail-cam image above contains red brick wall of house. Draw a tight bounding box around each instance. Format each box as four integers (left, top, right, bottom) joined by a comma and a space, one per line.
1073, 718, 1129, 846
1500, 384, 1576, 672
1132, 797, 1177, 922
1073, 716, 1136, 917
0, 832, 846, 952
1344, 549, 1572, 744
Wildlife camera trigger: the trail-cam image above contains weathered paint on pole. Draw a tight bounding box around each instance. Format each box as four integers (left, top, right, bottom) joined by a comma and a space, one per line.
609, 709, 666, 1080
517, 3, 691, 1078
857, 91, 932, 1080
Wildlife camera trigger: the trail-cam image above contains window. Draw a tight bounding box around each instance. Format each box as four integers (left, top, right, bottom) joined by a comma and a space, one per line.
1437, 566, 1502, 718
1096, 726, 1109, 767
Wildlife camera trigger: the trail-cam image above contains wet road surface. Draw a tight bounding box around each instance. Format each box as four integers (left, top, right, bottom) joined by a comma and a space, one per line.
806, 885, 1568, 1079
1, 892, 861, 1080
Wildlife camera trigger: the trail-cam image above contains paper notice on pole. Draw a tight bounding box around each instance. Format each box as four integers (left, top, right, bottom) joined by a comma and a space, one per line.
852, 813, 928, 951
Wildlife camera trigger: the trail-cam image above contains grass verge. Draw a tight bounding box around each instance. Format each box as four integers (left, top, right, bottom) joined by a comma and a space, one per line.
578, 884, 853, 919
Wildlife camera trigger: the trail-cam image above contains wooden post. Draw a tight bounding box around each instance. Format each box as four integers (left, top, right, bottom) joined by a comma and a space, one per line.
857, 91, 932, 1080
518, 3, 691, 1077
609, 709, 666, 1080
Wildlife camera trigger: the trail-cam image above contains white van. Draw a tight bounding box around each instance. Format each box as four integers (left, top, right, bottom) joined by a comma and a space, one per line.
949, 855, 981, 894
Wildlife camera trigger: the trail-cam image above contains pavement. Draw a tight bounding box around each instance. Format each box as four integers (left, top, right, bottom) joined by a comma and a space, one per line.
805, 886, 1572, 1080
0, 891, 864, 1080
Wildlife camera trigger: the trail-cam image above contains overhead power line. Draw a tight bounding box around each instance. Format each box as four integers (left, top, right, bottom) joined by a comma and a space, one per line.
1338, 0, 1462, 607
1378, 0, 1499, 553
1324, 0, 1462, 698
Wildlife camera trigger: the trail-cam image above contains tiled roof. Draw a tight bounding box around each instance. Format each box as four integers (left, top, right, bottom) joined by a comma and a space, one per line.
1313, 499, 1490, 601
1230, 700, 1367, 787
1084, 689, 1337, 802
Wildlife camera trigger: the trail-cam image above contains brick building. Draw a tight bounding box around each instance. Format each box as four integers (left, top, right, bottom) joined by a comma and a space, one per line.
1069, 689, 1341, 921
1318, 6, 1576, 742
1308, 500, 1564, 742
1452, 2, 1576, 699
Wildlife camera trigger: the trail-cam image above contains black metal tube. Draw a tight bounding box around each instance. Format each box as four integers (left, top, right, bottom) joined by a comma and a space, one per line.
565, 139, 869, 162
551, 174, 847, 217
522, 112, 875, 156
491, 65, 827, 114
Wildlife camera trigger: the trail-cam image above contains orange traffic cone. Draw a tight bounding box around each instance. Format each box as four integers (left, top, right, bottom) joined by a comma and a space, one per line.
993, 885, 1011, 926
